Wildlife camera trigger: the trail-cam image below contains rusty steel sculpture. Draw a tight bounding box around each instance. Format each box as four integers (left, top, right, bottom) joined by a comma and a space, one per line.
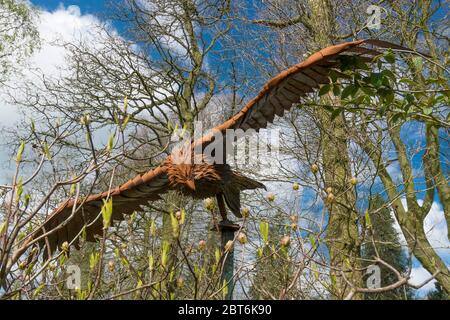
20, 39, 413, 258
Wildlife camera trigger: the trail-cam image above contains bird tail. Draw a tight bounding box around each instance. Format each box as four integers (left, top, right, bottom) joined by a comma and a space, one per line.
223, 172, 265, 218
232, 172, 266, 191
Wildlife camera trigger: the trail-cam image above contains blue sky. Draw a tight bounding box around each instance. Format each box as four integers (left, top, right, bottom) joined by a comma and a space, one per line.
32, 0, 106, 13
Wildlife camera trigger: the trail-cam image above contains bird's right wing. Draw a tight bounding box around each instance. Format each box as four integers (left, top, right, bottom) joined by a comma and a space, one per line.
22, 165, 169, 259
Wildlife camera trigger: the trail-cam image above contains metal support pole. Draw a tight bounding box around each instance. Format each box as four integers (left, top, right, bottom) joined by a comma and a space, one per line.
214, 220, 240, 300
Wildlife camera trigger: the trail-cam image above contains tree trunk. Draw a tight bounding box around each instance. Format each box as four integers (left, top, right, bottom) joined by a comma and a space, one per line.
307, 0, 362, 298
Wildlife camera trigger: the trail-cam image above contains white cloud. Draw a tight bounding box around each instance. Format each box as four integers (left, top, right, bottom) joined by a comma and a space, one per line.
0, 4, 105, 126
385, 161, 403, 184
0, 4, 111, 182
423, 201, 450, 258
391, 198, 449, 270
31, 4, 102, 76
409, 266, 436, 295
387, 198, 448, 297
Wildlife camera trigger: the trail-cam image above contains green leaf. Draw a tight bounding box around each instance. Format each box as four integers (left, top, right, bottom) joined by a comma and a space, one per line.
43, 142, 52, 160
18, 232, 25, 241
330, 274, 337, 289
355, 59, 370, 70
129, 212, 136, 224
340, 86, 353, 99
319, 84, 331, 96
150, 219, 156, 236
338, 55, 359, 71
344, 258, 352, 270
412, 56, 423, 73
33, 283, 45, 298
15, 177, 23, 204
329, 70, 338, 83
260, 221, 269, 245
257, 247, 263, 258
383, 50, 396, 64
148, 254, 154, 271
369, 73, 383, 88
0, 221, 6, 236
405, 93, 415, 104
170, 211, 179, 239
399, 78, 416, 86
377, 87, 394, 105
89, 252, 99, 270
381, 69, 396, 81
330, 108, 342, 121
381, 75, 392, 87
312, 263, 319, 280
23, 194, 30, 209
423, 106, 433, 115
107, 134, 114, 152
122, 115, 130, 130
16, 140, 25, 163
161, 241, 170, 268
332, 84, 341, 96
101, 198, 113, 229
341, 84, 358, 99
384, 90, 395, 104
222, 280, 229, 299
413, 90, 426, 100
309, 234, 317, 250
365, 211, 372, 229
60, 254, 66, 265
360, 85, 376, 96
215, 247, 221, 264
121, 257, 129, 268
81, 226, 86, 241
179, 209, 186, 225
70, 182, 77, 196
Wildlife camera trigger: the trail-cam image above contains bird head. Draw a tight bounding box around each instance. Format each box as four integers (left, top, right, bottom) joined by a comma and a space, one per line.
172, 162, 196, 191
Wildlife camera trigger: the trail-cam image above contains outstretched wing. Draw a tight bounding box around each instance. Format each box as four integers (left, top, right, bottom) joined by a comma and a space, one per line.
194, 39, 415, 148
25, 165, 169, 258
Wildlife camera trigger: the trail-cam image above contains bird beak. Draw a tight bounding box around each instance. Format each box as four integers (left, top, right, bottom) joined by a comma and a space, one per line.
186, 179, 196, 191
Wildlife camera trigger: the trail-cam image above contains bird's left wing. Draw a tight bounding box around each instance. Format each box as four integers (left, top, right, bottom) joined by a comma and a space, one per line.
193, 39, 415, 149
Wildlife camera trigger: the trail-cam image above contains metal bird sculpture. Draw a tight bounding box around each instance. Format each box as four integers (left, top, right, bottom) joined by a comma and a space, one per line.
20, 39, 413, 258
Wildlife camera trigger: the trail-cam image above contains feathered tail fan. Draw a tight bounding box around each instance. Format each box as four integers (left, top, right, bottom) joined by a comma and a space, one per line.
223, 172, 266, 217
